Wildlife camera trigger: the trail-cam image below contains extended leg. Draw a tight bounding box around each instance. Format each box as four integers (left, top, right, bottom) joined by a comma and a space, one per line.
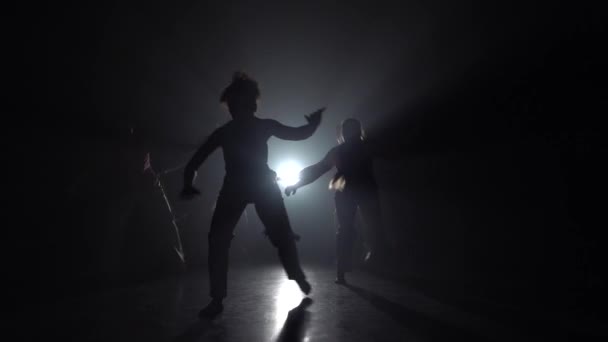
255, 188, 309, 294
207, 193, 247, 301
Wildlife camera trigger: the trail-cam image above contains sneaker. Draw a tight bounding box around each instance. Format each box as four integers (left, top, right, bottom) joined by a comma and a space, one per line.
295, 278, 312, 295
198, 299, 224, 318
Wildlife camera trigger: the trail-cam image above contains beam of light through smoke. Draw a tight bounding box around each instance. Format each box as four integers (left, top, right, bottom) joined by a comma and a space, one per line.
276, 160, 302, 187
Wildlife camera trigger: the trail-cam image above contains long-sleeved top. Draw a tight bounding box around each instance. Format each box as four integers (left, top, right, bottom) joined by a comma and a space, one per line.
184, 116, 318, 189
297, 139, 377, 192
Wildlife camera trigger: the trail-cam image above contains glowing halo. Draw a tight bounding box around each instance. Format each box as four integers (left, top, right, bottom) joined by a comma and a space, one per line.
276, 160, 302, 186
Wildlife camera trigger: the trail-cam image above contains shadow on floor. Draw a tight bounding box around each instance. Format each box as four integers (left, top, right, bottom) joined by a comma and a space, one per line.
343, 283, 487, 342
275, 297, 313, 342
173, 298, 312, 342
173, 319, 226, 342
359, 270, 608, 341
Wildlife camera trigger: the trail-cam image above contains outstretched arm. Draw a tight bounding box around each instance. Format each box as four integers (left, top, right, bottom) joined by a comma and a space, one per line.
285, 148, 335, 196
181, 129, 222, 199
269, 108, 325, 141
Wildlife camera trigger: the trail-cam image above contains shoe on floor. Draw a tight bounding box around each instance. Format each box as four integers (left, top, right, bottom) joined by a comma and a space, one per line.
295, 277, 312, 295
198, 299, 224, 319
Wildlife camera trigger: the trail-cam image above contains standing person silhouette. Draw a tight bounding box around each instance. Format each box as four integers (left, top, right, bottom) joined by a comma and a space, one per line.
285, 118, 389, 284
181, 72, 324, 317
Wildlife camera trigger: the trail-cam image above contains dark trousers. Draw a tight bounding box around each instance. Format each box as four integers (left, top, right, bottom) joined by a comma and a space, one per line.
207, 181, 305, 299
334, 188, 385, 273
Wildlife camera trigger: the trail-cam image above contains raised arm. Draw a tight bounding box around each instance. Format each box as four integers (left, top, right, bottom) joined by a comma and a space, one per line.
269, 108, 325, 141
181, 129, 222, 198
285, 147, 336, 196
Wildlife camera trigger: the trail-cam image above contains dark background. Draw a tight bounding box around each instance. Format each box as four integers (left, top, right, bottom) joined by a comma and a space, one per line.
33, 0, 606, 321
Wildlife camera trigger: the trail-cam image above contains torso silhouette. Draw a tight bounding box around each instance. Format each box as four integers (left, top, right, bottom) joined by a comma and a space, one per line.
212, 117, 280, 199
187, 115, 318, 200
219, 118, 273, 177
331, 140, 376, 190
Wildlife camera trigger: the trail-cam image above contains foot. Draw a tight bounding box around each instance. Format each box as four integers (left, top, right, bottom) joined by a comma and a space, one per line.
334, 276, 347, 285
364, 251, 373, 263
295, 278, 311, 295
334, 272, 347, 285
198, 299, 223, 318
364, 251, 385, 268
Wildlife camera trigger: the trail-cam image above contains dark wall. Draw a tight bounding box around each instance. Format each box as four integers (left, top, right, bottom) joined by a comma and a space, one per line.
374, 16, 607, 313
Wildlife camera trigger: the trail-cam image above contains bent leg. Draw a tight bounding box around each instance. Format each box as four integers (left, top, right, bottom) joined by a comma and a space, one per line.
358, 190, 389, 259
335, 191, 357, 273
255, 189, 306, 282
208, 193, 246, 299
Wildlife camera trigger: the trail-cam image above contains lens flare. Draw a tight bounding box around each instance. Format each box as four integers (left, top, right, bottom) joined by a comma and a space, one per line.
276, 160, 302, 186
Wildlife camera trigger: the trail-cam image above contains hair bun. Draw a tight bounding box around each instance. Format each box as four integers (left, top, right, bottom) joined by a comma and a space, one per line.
232, 71, 249, 81
220, 71, 260, 104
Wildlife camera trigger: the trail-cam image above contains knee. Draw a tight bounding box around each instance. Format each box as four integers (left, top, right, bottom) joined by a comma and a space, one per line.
208, 231, 234, 247
336, 224, 354, 236
266, 230, 295, 247
336, 231, 355, 243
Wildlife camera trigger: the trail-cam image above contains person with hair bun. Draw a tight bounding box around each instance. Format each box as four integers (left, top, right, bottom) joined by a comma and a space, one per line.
181, 72, 325, 317
284, 118, 389, 284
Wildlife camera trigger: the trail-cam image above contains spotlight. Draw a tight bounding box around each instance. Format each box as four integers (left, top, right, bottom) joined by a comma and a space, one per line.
276, 160, 302, 186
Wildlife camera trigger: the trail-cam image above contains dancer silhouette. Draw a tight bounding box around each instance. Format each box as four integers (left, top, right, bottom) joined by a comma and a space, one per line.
285, 119, 389, 284
181, 72, 324, 317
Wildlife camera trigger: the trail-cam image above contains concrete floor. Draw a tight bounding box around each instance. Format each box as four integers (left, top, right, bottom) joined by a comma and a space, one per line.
44, 265, 603, 342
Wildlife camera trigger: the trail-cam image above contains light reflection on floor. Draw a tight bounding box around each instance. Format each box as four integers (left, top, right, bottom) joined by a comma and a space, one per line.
44, 266, 552, 342
272, 278, 307, 339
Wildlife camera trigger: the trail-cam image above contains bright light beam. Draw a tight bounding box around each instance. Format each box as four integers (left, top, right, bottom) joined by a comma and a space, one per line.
276, 160, 302, 187
272, 277, 306, 339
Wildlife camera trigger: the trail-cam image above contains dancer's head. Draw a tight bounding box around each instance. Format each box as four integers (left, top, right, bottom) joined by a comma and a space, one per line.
220, 71, 260, 119
339, 118, 364, 143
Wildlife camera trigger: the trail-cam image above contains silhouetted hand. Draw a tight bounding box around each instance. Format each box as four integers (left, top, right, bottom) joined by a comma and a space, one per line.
305, 107, 325, 128
284, 185, 298, 196
180, 185, 201, 200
